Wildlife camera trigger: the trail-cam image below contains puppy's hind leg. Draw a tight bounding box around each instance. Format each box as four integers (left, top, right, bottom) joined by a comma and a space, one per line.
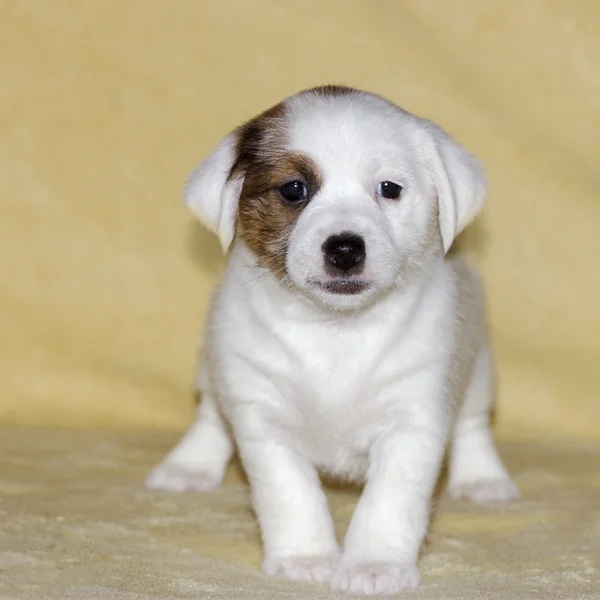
145, 365, 233, 493
448, 345, 520, 503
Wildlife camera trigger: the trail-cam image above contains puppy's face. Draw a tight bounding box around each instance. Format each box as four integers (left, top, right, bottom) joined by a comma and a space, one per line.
186, 86, 486, 311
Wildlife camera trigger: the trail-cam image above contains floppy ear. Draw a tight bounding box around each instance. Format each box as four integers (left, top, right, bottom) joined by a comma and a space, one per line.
424, 124, 487, 253
184, 133, 244, 252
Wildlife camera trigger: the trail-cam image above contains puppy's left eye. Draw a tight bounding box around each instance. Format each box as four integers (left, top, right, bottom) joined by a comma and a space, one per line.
376, 181, 402, 200
279, 180, 308, 203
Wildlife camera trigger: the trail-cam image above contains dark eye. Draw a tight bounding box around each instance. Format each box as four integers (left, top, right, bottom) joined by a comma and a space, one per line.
279, 180, 308, 203
376, 181, 402, 199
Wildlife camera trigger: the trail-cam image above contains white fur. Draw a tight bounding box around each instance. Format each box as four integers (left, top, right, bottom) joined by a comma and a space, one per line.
146, 89, 519, 595
184, 133, 243, 252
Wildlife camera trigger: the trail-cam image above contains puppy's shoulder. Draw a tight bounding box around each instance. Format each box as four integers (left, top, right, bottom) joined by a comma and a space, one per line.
442, 254, 487, 352
446, 254, 484, 305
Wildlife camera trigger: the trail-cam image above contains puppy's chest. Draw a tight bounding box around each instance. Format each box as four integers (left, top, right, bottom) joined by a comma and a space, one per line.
256, 329, 401, 476
275, 370, 375, 477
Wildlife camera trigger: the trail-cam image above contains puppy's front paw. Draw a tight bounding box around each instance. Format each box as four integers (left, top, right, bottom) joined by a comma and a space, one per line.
331, 562, 420, 595
263, 554, 340, 583
449, 477, 520, 504
145, 461, 222, 492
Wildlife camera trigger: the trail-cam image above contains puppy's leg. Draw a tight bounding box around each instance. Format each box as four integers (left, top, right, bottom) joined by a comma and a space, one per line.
145, 382, 233, 492
448, 346, 520, 503
235, 431, 340, 583
332, 417, 449, 595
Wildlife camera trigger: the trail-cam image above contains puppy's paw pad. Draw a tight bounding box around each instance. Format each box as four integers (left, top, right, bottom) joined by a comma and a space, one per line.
145, 462, 221, 492
449, 478, 520, 503
263, 554, 340, 583
331, 562, 420, 595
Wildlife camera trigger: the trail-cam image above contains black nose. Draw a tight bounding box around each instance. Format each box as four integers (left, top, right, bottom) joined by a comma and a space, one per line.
322, 233, 366, 275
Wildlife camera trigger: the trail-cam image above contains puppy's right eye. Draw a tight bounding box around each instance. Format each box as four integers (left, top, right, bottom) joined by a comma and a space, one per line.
376, 181, 402, 200
278, 180, 308, 204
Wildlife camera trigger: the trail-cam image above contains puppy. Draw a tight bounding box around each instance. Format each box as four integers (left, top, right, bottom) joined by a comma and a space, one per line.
146, 85, 519, 595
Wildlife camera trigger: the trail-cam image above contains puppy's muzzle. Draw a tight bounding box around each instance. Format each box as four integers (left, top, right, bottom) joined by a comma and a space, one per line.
322, 233, 366, 276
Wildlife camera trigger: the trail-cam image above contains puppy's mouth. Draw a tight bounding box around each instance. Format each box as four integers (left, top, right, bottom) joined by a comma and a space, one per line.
313, 280, 371, 295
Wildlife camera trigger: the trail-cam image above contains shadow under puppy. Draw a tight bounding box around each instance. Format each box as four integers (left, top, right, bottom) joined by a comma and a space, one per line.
147, 86, 519, 595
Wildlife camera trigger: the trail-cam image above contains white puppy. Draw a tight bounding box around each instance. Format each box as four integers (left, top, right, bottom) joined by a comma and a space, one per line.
146, 86, 519, 595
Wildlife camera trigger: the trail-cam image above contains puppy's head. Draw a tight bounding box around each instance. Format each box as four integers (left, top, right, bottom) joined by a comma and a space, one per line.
186, 86, 486, 311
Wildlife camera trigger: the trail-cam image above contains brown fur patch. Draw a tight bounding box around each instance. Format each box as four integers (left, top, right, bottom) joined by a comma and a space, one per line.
230, 103, 323, 278
305, 84, 357, 97
228, 103, 286, 181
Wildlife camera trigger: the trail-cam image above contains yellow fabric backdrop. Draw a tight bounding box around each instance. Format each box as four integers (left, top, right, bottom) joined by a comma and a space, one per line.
1, 0, 599, 439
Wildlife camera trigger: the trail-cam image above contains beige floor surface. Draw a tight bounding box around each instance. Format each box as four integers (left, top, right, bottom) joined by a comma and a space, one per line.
1, 428, 598, 599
